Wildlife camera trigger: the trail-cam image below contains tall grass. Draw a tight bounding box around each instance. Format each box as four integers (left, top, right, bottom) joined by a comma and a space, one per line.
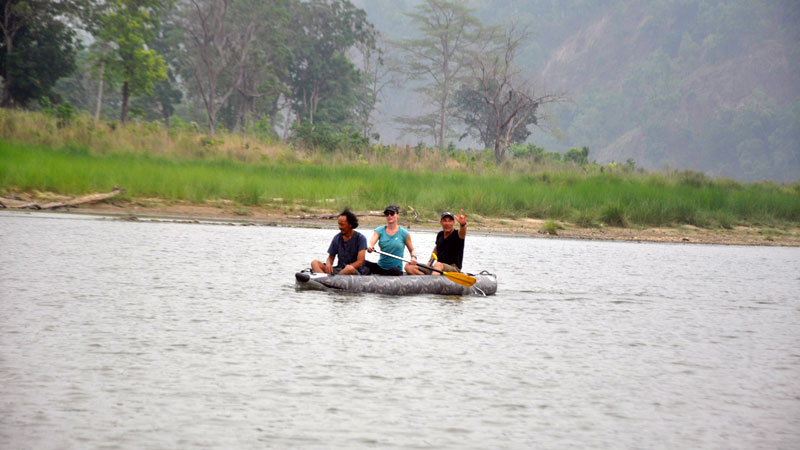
2, 139, 799, 228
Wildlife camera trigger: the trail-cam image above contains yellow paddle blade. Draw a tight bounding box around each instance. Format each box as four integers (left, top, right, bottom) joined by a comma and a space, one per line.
444, 271, 476, 287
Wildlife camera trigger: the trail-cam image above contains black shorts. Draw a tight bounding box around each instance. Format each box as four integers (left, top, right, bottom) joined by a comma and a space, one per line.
363, 260, 403, 276
332, 265, 368, 275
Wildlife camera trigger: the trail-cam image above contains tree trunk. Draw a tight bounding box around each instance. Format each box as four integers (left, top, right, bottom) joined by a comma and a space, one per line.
1, 37, 12, 107
120, 81, 130, 122
94, 63, 105, 121
438, 63, 448, 148
494, 138, 503, 164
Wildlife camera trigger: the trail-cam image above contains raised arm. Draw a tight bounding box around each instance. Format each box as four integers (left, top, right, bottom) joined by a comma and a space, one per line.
456, 209, 467, 239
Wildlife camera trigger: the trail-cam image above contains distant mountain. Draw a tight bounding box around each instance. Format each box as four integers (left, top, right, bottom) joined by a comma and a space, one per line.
534, 0, 800, 182
356, 0, 800, 182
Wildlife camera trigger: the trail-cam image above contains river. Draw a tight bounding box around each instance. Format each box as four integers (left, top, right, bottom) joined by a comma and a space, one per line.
1, 211, 798, 449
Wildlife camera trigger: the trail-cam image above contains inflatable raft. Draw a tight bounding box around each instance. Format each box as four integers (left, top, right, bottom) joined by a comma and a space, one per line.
294, 270, 497, 296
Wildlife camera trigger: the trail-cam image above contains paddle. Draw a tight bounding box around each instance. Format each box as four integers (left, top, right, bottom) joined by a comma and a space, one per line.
372, 249, 476, 287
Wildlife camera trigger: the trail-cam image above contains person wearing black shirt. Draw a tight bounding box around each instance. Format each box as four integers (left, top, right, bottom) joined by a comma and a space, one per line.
406, 209, 467, 275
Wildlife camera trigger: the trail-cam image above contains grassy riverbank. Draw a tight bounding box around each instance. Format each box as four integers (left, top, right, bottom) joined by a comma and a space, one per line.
1, 110, 799, 230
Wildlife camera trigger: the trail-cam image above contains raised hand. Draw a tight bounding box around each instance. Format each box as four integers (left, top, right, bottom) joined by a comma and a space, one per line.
455, 209, 467, 226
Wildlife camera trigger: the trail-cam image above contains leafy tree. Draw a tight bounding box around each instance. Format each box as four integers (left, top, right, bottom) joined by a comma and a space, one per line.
94, 0, 170, 122
0, 0, 80, 107
129, 22, 184, 124
393, 0, 488, 148
564, 146, 589, 165
130, 71, 183, 124
287, 0, 375, 129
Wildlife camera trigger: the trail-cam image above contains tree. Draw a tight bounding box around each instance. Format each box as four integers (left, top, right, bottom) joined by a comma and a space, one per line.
171, 0, 257, 134
94, 0, 170, 122
287, 0, 375, 129
228, 0, 292, 133
0, 0, 81, 107
469, 24, 566, 163
392, 0, 488, 148
452, 80, 535, 149
352, 33, 396, 140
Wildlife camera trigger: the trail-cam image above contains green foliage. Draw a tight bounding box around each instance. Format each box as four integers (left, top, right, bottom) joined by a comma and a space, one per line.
572, 209, 599, 228
600, 202, 628, 227
509, 142, 570, 163
541, 220, 564, 235
2, 138, 799, 229
291, 123, 369, 153
287, 0, 375, 129
40, 98, 77, 128
675, 169, 711, 188
93, 0, 170, 122
0, 0, 79, 107
564, 146, 590, 165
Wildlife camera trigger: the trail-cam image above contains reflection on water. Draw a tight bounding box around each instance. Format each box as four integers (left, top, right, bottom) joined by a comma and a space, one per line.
1, 211, 799, 449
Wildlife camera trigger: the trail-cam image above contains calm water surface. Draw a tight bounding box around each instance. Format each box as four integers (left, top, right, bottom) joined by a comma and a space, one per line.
1, 211, 799, 449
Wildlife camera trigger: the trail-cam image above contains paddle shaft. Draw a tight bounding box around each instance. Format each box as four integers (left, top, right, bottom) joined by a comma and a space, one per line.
371, 249, 476, 287
372, 249, 443, 274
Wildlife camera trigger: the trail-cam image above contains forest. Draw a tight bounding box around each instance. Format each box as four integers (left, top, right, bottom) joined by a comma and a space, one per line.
1, 0, 798, 181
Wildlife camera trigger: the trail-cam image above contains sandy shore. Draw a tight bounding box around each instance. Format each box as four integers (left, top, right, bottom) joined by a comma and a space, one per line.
3, 191, 798, 247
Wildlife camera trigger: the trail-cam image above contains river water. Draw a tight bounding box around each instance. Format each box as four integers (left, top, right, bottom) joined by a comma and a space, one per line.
1, 211, 798, 449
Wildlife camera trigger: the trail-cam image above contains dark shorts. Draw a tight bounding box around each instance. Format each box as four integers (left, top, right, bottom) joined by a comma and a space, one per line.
332, 265, 368, 275
418, 262, 460, 274
363, 260, 403, 276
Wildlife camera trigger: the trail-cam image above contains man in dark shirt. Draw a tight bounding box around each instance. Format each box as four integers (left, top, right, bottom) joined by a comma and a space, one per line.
311, 209, 368, 275
406, 209, 467, 275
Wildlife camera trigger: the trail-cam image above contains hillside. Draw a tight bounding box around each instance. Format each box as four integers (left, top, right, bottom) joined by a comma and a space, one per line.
536, 1, 800, 182
357, 0, 800, 182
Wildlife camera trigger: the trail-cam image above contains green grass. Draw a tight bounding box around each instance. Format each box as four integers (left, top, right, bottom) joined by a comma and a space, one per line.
2, 139, 799, 228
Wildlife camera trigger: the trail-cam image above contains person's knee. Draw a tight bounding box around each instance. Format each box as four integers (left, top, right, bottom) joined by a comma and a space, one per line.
405, 264, 421, 275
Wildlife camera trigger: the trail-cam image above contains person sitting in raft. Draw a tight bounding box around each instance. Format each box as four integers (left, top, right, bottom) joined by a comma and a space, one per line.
405, 209, 467, 276
311, 209, 367, 275
365, 204, 418, 276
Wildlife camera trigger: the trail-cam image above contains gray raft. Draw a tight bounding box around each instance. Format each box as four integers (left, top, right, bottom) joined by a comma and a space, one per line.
295, 271, 497, 296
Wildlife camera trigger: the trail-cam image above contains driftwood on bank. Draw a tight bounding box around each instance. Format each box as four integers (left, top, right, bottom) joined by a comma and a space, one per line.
0, 186, 125, 210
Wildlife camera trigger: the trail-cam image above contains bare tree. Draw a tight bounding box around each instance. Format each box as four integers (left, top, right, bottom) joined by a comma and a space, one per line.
470, 24, 566, 163
173, 0, 256, 135
230, 1, 291, 133
353, 33, 397, 140
393, 0, 491, 148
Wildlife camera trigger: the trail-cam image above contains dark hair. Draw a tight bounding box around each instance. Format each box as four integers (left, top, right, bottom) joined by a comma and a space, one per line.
340, 209, 359, 229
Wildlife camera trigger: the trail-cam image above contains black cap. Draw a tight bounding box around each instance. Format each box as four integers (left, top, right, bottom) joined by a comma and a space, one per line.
441, 211, 455, 220
384, 204, 400, 214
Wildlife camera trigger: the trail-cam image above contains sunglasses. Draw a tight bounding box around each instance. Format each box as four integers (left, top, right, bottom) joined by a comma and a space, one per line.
384, 211, 396, 216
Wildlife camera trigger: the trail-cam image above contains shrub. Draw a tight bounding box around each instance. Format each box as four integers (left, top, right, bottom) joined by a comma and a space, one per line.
291, 123, 369, 153
541, 220, 564, 235
600, 202, 628, 227
41, 97, 76, 128
676, 169, 711, 188
572, 209, 599, 228
564, 146, 589, 165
